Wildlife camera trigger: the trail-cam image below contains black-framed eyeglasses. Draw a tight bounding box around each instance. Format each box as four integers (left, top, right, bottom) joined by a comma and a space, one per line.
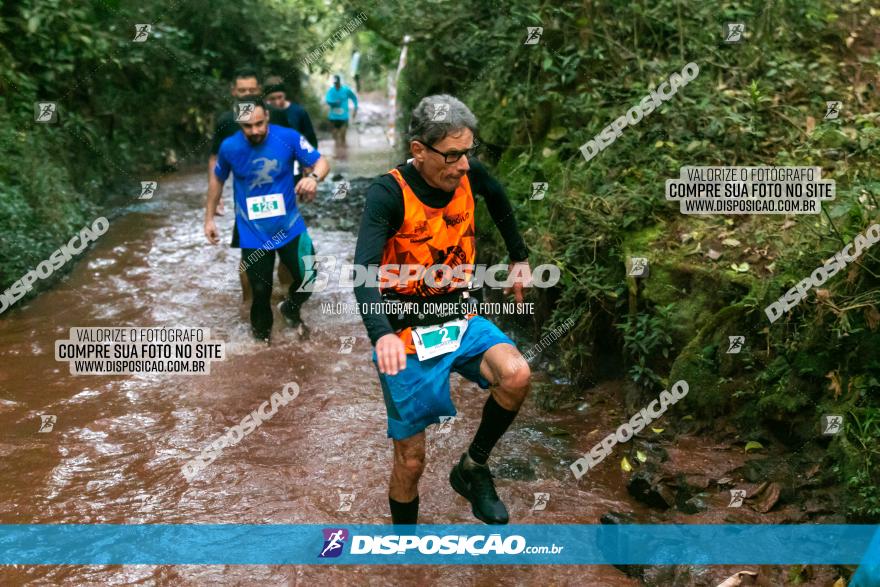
418, 140, 480, 164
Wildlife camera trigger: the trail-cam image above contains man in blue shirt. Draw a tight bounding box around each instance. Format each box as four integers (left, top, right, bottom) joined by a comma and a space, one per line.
205, 98, 330, 342
325, 74, 358, 149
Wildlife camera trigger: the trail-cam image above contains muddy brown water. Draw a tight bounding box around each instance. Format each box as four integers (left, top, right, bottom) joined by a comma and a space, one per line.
0, 112, 839, 586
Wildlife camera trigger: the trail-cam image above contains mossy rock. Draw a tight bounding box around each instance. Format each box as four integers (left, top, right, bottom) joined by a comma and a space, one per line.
668, 304, 751, 418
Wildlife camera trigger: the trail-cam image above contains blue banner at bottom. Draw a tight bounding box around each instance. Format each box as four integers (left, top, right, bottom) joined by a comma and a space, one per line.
852, 528, 880, 587
0, 524, 878, 567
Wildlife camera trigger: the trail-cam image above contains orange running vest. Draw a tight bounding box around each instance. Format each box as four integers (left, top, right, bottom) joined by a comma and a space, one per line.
380, 168, 477, 353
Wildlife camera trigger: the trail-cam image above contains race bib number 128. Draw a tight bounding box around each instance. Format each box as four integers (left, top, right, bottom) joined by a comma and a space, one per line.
246, 193, 286, 220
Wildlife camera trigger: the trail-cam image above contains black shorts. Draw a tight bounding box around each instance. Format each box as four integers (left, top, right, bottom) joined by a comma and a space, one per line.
331, 120, 347, 129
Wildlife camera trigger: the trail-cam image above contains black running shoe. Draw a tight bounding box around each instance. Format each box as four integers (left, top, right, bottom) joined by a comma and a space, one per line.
251, 326, 270, 343
449, 453, 509, 524
278, 300, 310, 340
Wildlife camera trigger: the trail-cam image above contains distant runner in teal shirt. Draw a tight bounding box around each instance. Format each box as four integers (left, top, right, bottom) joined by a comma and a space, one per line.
325, 74, 358, 149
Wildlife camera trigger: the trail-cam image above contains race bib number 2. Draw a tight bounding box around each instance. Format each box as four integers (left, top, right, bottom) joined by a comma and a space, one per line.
412, 318, 469, 361
246, 193, 286, 220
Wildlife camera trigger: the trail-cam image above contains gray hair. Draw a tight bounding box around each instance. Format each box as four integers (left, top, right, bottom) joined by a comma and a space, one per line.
408, 94, 478, 146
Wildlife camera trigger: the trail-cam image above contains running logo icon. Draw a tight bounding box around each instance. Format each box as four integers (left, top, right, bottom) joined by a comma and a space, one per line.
338, 336, 356, 354
727, 336, 745, 354
824, 101, 842, 120
431, 102, 449, 121
724, 23, 744, 43
822, 415, 843, 435
728, 489, 746, 508
628, 257, 648, 277
332, 181, 349, 200
235, 102, 256, 122
429, 103, 449, 122
524, 27, 543, 45
34, 102, 57, 123
337, 493, 355, 512
38, 415, 57, 433
133, 24, 152, 42
249, 158, 279, 189
531, 492, 550, 511
437, 416, 456, 433
530, 182, 548, 201
319, 528, 349, 558
139, 181, 158, 200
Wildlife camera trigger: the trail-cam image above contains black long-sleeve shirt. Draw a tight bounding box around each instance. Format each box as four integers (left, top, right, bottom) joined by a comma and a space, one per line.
353, 158, 529, 345
282, 102, 318, 148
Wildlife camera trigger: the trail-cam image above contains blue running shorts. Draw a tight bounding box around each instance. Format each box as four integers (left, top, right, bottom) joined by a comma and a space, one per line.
372, 316, 515, 440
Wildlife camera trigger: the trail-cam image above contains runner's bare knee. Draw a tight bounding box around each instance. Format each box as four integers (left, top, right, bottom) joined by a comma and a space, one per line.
501, 357, 530, 393
393, 439, 426, 479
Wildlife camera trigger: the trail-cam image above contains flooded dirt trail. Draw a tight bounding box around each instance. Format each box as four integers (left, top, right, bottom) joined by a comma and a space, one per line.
0, 98, 805, 586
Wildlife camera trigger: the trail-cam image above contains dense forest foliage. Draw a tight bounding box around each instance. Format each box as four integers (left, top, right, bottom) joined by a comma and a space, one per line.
2, 0, 878, 519
0, 0, 329, 289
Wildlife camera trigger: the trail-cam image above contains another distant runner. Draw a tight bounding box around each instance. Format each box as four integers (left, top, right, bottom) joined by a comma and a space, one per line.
325, 74, 358, 149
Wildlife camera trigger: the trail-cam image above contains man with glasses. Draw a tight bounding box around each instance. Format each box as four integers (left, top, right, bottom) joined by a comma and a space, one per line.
354, 95, 532, 525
